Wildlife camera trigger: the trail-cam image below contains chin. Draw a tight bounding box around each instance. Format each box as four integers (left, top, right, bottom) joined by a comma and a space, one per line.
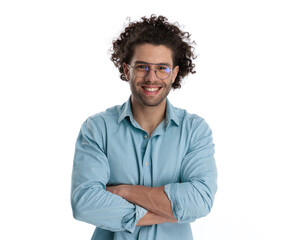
141, 97, 166, 107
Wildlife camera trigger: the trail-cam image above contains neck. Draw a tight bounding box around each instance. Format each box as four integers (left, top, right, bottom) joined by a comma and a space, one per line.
130, 96, 166, 136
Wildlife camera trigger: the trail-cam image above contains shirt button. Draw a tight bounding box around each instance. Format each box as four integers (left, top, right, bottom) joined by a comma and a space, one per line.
144, 135, 148, 139
145, 162, 148, 166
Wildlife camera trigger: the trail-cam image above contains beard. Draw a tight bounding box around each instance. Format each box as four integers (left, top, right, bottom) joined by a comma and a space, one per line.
129, 78, 173, 107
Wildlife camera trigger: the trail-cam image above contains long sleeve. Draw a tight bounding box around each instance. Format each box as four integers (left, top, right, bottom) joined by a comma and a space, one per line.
71, 117, 147, 233
164, 119, 217, 223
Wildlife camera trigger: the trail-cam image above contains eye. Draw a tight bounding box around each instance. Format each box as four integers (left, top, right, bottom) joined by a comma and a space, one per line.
135, 64, 148, 70
157, 65, 171, 73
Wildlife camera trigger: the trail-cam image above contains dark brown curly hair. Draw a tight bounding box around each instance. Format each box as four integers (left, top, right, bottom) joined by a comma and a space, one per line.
110, 15, 196, 89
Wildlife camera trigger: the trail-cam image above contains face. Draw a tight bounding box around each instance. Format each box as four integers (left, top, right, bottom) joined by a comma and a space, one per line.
123, 44, 179, 107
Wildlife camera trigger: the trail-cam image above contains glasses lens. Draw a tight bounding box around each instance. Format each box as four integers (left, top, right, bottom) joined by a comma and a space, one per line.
156, 65, 171, 79
134, 64, 148, 77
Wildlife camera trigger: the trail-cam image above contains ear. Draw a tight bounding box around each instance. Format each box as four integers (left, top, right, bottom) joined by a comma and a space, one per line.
171, 66, 179, 83
123, 63, 130, 81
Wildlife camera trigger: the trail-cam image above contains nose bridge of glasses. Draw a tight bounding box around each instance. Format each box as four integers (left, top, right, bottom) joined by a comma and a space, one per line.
146, 64, 158, 73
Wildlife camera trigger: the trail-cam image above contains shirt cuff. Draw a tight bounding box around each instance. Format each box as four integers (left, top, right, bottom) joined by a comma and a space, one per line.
164, 183, 182, 221
121, 205, 148, 233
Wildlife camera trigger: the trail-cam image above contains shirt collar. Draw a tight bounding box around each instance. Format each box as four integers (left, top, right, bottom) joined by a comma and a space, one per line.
118, 97, 134, 124
165, 98, 179, 127
118, 96, 179, 127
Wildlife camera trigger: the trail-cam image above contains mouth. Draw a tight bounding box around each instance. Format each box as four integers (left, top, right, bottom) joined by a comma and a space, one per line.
141, 86, 162, 95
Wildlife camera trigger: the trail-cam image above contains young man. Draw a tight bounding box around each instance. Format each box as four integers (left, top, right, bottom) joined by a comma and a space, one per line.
71, 15, 217, 240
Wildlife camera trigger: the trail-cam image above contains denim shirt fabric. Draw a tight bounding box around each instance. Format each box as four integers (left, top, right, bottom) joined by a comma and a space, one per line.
71, 97, 217, 240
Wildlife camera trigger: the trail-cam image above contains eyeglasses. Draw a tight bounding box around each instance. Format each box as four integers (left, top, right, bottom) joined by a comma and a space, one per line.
127, 62, 173, 80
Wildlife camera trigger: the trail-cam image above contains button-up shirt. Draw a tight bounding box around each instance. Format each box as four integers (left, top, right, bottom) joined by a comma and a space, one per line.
71, 97, 217, 240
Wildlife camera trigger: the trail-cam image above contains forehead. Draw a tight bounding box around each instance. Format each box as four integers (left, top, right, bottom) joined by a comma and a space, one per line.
131, 44, 173, 66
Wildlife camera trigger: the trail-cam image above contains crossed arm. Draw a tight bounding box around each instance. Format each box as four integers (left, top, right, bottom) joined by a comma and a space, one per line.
106, 185, 177, 226
72, 118, 217, 232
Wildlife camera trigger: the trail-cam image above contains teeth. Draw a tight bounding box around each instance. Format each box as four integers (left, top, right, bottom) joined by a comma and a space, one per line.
144, 87, 160, 92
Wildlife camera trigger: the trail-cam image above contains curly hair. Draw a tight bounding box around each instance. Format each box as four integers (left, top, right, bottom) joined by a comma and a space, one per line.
110, 15, 196, 89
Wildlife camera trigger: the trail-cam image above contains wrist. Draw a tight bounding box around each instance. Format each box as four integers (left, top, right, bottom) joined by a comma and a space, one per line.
120, 185, 130, 199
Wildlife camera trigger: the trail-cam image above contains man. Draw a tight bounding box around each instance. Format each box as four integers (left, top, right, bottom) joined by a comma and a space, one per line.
71, 15, 217, 240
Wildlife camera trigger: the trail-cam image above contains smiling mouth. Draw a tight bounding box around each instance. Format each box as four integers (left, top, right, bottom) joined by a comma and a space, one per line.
143, 87, 161, 92
141, 86, 162, 95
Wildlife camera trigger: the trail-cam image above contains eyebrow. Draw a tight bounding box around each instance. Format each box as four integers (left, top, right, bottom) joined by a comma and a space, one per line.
134, 61, 172, 67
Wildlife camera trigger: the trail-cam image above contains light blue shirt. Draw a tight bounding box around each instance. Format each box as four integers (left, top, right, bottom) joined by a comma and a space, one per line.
71, 97, 217, 240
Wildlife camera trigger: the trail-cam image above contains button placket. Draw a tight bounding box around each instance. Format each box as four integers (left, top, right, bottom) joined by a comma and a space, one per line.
142, 133, 152, 187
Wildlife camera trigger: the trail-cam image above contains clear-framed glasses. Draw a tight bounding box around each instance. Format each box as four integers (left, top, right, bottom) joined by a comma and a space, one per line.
127, 62, 173, 80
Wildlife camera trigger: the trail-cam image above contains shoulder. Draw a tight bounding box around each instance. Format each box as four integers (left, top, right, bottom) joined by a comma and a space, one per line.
81, 104, 123, 132
173, 105, 208, 126
89, 105, 121, 122
171, 105, 213, 140
171, 107, 214, 153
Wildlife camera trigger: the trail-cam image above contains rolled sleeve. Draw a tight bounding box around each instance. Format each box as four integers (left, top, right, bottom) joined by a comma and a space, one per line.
164, 119, 218, 223
71, 117, 147, 233
122, 205, 148, 233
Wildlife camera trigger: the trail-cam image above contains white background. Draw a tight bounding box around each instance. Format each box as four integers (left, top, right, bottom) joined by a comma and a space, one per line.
1, 0, 299, 239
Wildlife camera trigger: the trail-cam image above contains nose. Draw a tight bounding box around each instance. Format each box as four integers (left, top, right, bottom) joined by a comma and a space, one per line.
145, 67, 158, 81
